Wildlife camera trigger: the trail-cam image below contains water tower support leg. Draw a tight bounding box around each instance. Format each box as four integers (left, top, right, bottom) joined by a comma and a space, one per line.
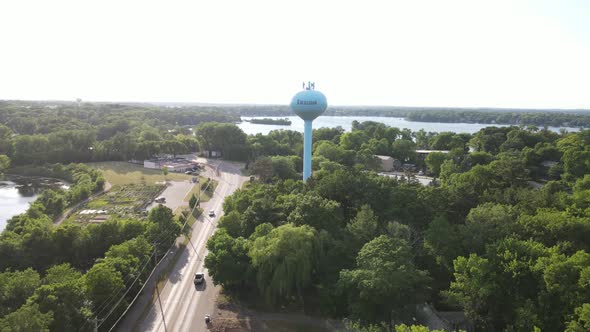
303, 120, 313, 181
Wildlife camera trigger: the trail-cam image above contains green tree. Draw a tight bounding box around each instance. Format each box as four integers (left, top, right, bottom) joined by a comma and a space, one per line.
468, 151, 493, 166
30, 265, 88, 332
313, 126, 344, 143
468, 127, 511, 154
395, 325, 446, 332
145, 205, 182, 254
218, 211, 243, 238
189, 193, 198, 209
270, 156, 298, 180
194, 122, 248, 160
346, 204, 379, 249
340, 131, 370, 151
0, 303, 53, 332
249, 157, 274, 182
205, 229, 252, 290
566, 303, 590, 332
37, 189, 66, 218
423, 216, 462, 269
425, 152, 448, 176
84, 262, 125, 313
445, 254, 498, 329
287, 194, 344, 233
313, 141, 355, 166
248, 224, 319, 305
339, 235, 431, 325
162, 167, 168, 181
391, 139, 416, 162
439, 159, 460, 184
0, 155, 9, 173
0, 268, 41, 317
460, 203, 515, 255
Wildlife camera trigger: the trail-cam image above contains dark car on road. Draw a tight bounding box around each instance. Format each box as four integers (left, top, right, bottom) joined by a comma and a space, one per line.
194, 272, 205, 285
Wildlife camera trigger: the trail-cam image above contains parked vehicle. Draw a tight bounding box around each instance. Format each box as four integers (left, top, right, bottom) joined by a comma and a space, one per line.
154, 196, 166, 203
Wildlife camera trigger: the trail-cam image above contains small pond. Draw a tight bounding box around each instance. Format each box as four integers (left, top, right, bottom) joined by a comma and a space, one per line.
0, 176, 69, 232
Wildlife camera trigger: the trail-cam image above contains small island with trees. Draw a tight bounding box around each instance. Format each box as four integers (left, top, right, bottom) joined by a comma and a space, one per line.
246, 118, 292, 125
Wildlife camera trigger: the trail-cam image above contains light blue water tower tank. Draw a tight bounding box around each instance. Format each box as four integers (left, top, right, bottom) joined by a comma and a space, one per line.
290, 82, 328, 181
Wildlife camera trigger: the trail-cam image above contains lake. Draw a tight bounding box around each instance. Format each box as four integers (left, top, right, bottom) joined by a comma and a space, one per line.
0, 176, 69, 232
238, 116, 581, 135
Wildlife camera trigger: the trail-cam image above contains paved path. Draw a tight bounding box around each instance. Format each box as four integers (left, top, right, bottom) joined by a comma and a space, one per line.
116, 159, 247, 332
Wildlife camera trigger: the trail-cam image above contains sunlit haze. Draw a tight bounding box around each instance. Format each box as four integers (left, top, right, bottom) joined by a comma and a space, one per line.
1, 0, 589, 108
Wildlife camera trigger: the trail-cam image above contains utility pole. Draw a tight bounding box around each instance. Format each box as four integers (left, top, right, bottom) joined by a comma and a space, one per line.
154, 245, 168, 332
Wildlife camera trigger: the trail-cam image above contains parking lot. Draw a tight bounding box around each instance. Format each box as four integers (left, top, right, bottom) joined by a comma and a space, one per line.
147, 180, 194, 212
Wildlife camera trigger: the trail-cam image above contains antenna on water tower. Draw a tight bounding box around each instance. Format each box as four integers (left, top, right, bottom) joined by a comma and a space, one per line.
289, 82, 327, 181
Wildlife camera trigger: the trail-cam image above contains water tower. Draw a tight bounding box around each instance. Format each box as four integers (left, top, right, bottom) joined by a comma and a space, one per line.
290, 82, 327, 181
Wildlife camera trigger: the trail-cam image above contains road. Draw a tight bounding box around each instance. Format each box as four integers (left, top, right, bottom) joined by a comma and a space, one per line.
135, 159, 247, 332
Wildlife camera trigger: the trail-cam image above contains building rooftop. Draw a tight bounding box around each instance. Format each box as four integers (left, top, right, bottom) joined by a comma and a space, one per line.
375, 155, 393, 160
416, 150, 450, 154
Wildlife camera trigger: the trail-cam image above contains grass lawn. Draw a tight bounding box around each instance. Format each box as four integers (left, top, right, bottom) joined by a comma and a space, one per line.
182, 178, 217, 203
87, 161, 192, 185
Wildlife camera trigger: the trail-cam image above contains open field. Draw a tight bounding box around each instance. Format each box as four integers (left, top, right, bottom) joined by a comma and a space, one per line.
68, 184, 165, 224
87, 161, 194, 185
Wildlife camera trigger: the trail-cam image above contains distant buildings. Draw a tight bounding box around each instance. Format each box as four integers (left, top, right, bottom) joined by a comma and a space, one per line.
375, 155, 401, 172
202, 150, 222, 158
415, 149, 450, 157
143, 158, 198, 173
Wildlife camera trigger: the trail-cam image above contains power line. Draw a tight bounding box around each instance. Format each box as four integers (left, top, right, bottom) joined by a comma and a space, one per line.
83, 216, 185, 330
102, 177, 215, 331
106, 248, 172, 332
154, 246, 168, 332
96, 250, 156, 329
92, 254, 153, 321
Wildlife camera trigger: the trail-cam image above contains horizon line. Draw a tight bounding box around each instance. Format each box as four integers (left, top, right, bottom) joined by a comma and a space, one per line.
1, 98, 590, 112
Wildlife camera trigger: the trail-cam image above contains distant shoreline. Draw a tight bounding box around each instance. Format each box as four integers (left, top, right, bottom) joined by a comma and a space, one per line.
244, 118, 292, 126
2, 99, 589, 128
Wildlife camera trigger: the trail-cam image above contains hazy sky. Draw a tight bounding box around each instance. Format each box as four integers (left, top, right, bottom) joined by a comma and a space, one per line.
1, 0, 589, 108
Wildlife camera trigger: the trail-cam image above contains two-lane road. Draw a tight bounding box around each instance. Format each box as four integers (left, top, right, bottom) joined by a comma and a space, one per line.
137, 159, 247, 332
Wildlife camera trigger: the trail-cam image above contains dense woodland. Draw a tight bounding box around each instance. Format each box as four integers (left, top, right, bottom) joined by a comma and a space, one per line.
1, 101, 590, 331
0, 101, 235, 165
206, 123, 590, 331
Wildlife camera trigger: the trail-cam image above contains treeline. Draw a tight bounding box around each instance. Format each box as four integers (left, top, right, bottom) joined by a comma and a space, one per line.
245, 121, 577, 183
405, 109, 590, 127
205, 123, 590, 331
0, 101, 236, 165
148, 101, 590, 128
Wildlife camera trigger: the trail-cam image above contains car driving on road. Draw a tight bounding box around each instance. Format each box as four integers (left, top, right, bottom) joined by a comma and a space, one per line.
208, 210, 215, 217
194, 272, 205, 285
